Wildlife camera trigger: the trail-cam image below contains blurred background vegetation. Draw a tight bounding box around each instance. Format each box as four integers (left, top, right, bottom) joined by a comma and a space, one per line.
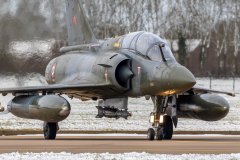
0, 0, 239, 77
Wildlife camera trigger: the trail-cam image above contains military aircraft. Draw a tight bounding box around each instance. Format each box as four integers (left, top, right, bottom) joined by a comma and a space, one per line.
0, 0, 235, 140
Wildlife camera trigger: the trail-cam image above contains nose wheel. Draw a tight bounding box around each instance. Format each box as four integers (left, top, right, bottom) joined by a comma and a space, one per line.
156, 127, 163, 140
162, 115, 173, 139
147, 128, 155, 140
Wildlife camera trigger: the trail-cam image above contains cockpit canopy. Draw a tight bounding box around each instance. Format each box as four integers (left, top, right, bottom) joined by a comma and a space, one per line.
121, 32, 175, 62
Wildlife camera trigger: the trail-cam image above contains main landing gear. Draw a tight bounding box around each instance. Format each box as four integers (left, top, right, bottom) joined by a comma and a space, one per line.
147, 95, 175, 141
43, 122, 59, 139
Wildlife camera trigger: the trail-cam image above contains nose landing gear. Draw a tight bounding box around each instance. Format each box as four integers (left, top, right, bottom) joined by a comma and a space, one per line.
147, 95, 174, 141
148, 115, 173, 141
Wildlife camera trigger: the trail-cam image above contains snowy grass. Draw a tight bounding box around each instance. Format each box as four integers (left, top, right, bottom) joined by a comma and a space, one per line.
1, 152, 240, 160
0, 76, 239, 131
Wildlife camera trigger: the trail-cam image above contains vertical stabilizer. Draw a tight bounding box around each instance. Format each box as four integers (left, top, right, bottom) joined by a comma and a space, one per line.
66, 0, 98, 46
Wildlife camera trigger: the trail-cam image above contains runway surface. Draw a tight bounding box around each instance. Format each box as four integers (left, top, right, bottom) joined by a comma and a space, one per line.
0, 134, 240, 154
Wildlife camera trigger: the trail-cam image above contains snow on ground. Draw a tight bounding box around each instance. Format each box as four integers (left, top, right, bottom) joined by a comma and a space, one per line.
1, 152, 240, 160
0, 75, 239, 131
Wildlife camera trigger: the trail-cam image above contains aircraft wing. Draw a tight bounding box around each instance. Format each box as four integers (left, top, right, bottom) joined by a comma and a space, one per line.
0, 82, 110, 95
190, 86, 235, 97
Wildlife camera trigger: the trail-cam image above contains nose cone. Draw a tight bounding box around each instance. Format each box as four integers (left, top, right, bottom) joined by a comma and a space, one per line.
167, 66, 196, 94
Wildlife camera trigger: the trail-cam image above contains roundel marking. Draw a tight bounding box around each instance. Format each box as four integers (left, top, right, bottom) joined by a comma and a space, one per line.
51, 64, 56, 78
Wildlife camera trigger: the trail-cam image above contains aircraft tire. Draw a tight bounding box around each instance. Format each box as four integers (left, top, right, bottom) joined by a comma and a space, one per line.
44, 122, 57, 140
147, 128, 155, 141
163, 115, 173, 139
156, 127, 163, 140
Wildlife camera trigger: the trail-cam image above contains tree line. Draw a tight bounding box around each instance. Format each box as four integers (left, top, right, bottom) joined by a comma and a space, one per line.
0, 0, 239, 76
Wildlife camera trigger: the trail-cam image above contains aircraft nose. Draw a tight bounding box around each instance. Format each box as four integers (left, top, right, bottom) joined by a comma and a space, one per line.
167, 66, 196, 94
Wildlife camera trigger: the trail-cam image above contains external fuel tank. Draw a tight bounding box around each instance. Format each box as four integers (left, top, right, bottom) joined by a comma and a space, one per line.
177, 94, 230, 121
7, 95, 71, 122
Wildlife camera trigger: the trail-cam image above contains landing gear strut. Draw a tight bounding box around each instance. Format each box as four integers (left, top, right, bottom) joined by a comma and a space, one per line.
147, 95, 174, 141
43, 122, 58, 139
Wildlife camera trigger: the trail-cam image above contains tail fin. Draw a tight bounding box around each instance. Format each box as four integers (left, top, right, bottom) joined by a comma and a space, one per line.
66, 0, 98, 46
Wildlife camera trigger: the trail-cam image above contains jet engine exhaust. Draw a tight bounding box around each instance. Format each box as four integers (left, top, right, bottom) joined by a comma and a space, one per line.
95, 106, 131, 119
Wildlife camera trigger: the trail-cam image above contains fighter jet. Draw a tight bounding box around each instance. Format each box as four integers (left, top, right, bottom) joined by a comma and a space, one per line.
0, 0, 234, 140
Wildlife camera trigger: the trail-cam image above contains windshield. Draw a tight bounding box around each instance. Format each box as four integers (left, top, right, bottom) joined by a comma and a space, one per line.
121, 32, 175, 61
147, 45, 162, 62
161, 45, 175, 60
136, 33, 164, 55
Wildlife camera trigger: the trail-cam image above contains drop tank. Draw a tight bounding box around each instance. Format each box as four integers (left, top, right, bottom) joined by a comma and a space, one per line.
7, 95, 71, 122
